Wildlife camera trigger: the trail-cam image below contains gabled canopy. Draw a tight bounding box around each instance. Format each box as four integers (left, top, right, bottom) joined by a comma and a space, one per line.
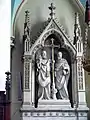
30, 19, 76, 62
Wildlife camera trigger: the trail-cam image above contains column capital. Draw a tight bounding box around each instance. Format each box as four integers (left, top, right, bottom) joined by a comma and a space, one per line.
23, 55, 32, 62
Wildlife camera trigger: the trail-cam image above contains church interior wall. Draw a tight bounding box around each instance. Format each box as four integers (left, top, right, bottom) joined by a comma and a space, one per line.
11, 0, 90, 119
11, 25, 23, 120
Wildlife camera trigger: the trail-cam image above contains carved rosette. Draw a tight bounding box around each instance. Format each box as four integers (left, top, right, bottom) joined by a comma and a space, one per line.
23, 55, 32, 89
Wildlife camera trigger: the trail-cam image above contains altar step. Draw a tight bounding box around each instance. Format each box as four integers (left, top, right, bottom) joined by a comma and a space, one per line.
21, 103, 89, 120
21, 108, 89, 120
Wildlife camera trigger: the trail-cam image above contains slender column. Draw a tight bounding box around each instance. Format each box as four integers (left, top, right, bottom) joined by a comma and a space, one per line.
72, 60, 78, 108
31, 60, 35, 106
51, 39, 57, 99
23, 55, 32, 106
29, 59, 32, 104
76, 57, 87, 108
74, 12, 87, 108
44, 38, 60, 99
76, 31, 87, 107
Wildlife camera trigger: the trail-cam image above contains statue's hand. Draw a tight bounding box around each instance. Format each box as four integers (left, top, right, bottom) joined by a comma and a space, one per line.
63, 70, 67, 75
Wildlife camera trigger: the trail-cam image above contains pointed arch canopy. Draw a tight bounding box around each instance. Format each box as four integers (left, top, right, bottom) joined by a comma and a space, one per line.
30, 28, 76, 62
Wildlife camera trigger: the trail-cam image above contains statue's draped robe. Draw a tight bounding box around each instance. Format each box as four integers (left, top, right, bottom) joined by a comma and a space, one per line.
37, 58, 51, 100
55, 58, 70, 99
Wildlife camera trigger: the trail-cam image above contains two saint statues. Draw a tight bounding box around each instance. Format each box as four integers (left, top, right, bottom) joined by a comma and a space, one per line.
36, 50, 70, 101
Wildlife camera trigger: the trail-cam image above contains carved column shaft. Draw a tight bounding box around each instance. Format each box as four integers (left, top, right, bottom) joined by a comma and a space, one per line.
76, 56, 86, 107
31, 60, 35, 106
83, 27, 88, 58
23, 55, 32, 105
23, 56, 30, 89
72, 60, 78, 108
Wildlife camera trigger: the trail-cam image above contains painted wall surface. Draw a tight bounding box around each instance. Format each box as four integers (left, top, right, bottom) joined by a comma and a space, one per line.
11, 0, 86, 22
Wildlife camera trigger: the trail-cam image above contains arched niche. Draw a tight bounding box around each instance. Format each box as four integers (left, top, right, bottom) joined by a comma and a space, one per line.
30, 30, 76, 108
31, 29, 76, 62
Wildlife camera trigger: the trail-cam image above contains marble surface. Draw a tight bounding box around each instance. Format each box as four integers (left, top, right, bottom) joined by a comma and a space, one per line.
21, 109, 88, 120
21, 103, 89, 120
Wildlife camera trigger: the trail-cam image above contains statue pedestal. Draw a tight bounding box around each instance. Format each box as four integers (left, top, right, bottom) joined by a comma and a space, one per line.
38, 99, 71, 109
21, 103, 89, 120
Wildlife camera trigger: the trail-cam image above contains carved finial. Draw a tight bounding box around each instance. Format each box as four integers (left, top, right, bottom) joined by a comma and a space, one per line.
25, 10, 29, 23
49, 3, 56, 19
24, 10, 30, 38
75, 13, 79, 25
73, 13, 81, 45
83, 26, 88, 58
23, 10, 31, 51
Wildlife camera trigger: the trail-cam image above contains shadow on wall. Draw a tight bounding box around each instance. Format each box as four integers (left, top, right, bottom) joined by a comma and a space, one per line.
30, 21, 48, 45
15, 25, 24, 65
60, 17, 69, 36
88, 110, 90, 120
30, 6, 46, 44
11, 25, 23, 120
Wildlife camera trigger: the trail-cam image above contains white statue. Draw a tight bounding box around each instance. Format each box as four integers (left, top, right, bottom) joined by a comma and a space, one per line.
36, 50, 51, 100
55, 52, 70, 100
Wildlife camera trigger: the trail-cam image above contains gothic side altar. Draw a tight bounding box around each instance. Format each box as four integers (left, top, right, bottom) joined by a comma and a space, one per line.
21, 3, 89, 120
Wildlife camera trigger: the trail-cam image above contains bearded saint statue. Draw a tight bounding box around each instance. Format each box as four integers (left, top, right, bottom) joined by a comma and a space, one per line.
55, 52, 70, 100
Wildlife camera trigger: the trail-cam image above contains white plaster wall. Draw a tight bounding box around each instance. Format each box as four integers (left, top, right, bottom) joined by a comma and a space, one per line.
11, 25, 23, 120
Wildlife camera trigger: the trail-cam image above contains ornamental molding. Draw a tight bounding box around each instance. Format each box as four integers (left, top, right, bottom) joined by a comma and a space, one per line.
22, 111, 87, 117
41, 28, 64, 47
23, 55, 32, 62
31, 27, 76, 62
23, 111, 76, 117
76, 56, 82, 63
32, 44, 42, 60
47, 20, 73, 43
